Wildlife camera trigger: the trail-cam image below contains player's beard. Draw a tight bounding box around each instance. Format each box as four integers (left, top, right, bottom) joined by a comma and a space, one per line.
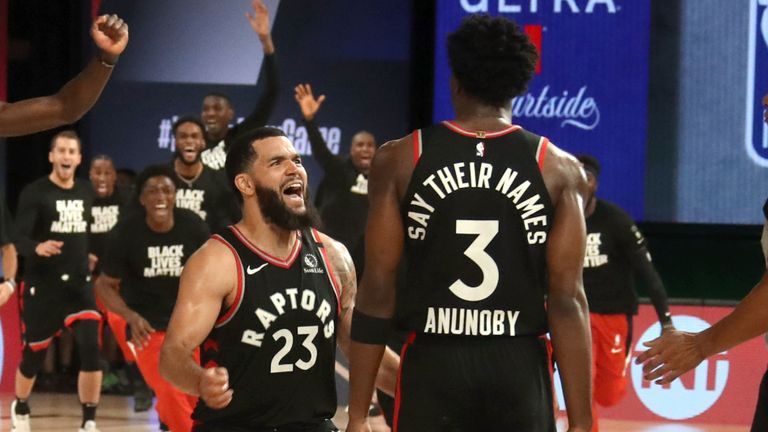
255, 184, 321, 231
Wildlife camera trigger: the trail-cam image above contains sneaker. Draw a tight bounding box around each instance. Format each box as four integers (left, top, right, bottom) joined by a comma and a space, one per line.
133, 386, 153, 413
78, 420, 100, 432
10, 400, 31, 432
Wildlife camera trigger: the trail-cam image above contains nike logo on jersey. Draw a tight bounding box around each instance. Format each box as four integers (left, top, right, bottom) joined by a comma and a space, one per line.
610, 347, 624, 354
246, 263, 269, 275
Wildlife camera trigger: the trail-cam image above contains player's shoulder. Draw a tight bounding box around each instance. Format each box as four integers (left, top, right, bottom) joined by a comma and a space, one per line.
310, 229, 349, 255
597, 199, 630, 218
540, 142, 587, 195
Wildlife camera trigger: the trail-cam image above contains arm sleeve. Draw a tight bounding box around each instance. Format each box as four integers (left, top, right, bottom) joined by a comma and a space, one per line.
229, 53, 279, 140
13, 184, 40, 257
304, 118, 345, 174
618, 216, 671, 324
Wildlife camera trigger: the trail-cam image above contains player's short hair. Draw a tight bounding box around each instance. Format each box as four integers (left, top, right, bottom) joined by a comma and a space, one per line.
135, 164, 180, 194
447, 14, 538, 107
91, 154, 113, 165
576, 154, 601, 178
172, 116, 205, 138
225, 127, 288, 203
203, 92, 233, 108
50, 130, 82, 152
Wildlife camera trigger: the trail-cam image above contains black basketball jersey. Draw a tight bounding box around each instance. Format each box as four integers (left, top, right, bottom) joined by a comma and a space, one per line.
400, 121, 553, 338
193, 226, 340, 429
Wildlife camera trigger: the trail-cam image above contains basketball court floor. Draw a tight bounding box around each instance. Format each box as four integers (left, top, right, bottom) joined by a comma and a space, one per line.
0, 393, 749, 431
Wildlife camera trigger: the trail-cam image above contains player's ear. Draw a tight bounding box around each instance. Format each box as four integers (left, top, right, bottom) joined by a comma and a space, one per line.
234, 173, 255, 198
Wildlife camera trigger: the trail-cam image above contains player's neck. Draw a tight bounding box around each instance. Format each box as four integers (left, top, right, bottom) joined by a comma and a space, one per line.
174, 159, 203, 182
237, 210, 298, 259
453, 103, 512, 132
146, 215, 174, 233
49, 172, 75, 189
585, 196, 597, 218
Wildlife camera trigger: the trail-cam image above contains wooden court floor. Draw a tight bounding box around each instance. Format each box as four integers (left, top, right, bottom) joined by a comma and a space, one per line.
0, 393, 749, 431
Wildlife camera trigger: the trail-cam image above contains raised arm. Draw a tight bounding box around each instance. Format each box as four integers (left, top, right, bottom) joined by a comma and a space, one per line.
160, 238, 236, 408
347, 139, 408, 431
231, 0, 279, 136
543, 146, 593, 432
294, 84, 343, 172
0, 14, 128, 137
320, 233, 399, 398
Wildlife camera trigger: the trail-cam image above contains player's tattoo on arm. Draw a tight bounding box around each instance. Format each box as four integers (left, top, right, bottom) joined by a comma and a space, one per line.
326, 239, 357, 320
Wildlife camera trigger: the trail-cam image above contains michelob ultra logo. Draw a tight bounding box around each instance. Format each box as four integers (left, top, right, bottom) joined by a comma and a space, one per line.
746, 0, 768, 166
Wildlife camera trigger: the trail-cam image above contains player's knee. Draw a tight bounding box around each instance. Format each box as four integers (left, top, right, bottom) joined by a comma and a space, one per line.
19, 347, 47, 378
73, 320, 101, 371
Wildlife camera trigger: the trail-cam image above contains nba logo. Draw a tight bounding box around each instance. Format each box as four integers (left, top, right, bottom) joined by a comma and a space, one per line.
746, 0, 768, 166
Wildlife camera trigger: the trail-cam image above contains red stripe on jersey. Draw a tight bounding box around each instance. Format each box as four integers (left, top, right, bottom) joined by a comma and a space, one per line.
537, 137, 550, 171
310, 228, 323, 245
317, 243, 342, 315
412, 129, 422, 164
64, 310, 102, 327
393, 331, 418, 432
212, 235, 245, 328
442, 121, 521, 138
229, 225, 301, 268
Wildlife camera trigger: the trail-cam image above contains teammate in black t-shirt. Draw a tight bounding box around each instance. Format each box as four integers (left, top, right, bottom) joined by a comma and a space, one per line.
294, 84, 376, 273
638, 94, 768, 432
200, 0, 279, 171
0, 194, 18, 307
347, 15, 593, 432
576, 155, 673, 432
97, 165, 209, 432
89, 155, 130, 274
159, 127, 398, 432
0, 15, 127, 138
11, 131, 103, 432
172, 116, 240, 233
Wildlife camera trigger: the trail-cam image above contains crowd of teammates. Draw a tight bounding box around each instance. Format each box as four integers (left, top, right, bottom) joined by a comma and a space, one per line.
2, 2, 768, 432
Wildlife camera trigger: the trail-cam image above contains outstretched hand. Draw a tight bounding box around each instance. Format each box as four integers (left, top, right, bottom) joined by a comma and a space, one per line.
246, 0, 270, 39
294, 84, 326, 122
634, 329, 705, 385
91, 14, 129, 64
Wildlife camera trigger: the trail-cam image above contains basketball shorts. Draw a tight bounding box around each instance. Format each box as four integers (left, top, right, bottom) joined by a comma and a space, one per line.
21, 273, 100, 351
394, 333, 555, 432
590, 313, 632, 407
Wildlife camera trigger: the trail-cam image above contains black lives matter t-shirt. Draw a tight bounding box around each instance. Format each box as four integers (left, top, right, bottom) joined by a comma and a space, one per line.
101, 209, 209, 330
583, 199, 651, 315
174, 166, 240, 234
14, 177, 94, 279
90, 187, 130, 268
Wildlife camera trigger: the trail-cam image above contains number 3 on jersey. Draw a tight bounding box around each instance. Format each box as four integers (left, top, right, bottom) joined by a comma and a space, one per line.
450, 220, 499, 302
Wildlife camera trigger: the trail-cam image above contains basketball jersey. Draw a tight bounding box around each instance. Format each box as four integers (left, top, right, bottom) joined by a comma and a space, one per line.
399, 121, 553, 338
193, 226, 341, 429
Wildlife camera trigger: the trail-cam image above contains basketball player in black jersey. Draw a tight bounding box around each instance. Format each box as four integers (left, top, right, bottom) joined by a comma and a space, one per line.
171, 116, 240, 233
160, 127, 398, 432
0, 15, 127, 138
638, 93, 768, 431
12, 131, 102, 432
200, 0, 279, 171
347, 15, 592, 432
